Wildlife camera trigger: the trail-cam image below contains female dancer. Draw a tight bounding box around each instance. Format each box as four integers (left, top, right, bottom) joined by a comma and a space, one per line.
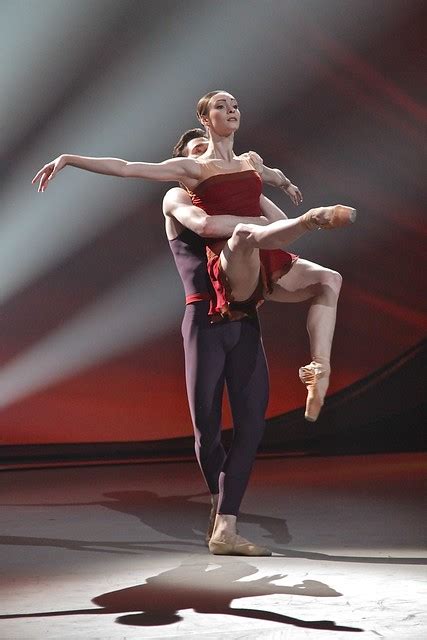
32, 93, 354, 554
32, 90, 355, 424
172, 116, 351, 427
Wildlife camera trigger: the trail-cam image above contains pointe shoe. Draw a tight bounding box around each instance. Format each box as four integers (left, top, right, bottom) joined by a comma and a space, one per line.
205, 494, 219, 545
208, 514, 271, 556
301, 205, 357, 230
299, 359, 331, 422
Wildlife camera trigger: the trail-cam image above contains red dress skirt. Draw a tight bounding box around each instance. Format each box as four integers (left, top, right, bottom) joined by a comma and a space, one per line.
191, 170, 297, 321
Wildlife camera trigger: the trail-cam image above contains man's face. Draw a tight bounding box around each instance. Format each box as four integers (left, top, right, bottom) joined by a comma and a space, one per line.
185, 137, 208, 158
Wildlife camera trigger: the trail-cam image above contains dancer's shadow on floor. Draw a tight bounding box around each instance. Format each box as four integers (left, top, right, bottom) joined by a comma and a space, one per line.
3, 491, 426, 563
6, 489, 290, 548
2, 530, 423, 565
0, 559, 363, 633
102, 489, 291, 545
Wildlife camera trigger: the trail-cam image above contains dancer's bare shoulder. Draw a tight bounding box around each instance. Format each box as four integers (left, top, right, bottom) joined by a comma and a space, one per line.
238, 150, 264, 173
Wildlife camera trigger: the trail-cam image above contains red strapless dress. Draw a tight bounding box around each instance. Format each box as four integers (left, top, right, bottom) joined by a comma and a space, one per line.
191, 169, 297, 321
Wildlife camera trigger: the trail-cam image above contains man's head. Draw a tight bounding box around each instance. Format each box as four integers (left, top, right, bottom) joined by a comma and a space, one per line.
172, 128, 208, 158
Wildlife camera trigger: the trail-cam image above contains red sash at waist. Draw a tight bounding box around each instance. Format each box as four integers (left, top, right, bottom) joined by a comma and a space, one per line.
185, 292, 211, 305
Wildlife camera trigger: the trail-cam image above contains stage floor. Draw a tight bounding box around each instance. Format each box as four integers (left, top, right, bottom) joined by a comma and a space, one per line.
1, 452, 426, 639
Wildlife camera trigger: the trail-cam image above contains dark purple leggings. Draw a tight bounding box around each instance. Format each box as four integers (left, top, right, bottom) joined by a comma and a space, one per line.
182, 301, 269, 516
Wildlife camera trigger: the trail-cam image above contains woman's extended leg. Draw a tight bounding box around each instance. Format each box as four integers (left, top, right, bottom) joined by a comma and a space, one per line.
249, 205, 356, 249
265, 259, 343, 421
220, 205, 354, 301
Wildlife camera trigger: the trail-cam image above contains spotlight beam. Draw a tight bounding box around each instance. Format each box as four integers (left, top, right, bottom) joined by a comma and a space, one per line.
0, 256, 183, 410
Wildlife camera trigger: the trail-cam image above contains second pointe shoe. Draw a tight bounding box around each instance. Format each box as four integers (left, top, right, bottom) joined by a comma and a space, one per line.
302, 205, 357, 230
299, 359, 330, 422
208, 514, 271, 556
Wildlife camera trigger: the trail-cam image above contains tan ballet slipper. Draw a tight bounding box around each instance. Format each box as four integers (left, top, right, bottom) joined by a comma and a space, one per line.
208, 514, 271, 556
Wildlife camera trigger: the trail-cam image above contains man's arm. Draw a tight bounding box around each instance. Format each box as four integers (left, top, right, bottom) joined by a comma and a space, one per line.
163, 188, 268, 238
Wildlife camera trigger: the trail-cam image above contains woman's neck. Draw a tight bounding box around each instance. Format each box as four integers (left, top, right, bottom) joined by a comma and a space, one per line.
204, 132, 235, 162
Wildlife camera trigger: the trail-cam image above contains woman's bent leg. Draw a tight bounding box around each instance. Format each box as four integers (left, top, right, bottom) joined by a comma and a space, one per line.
266, 259, 343, 420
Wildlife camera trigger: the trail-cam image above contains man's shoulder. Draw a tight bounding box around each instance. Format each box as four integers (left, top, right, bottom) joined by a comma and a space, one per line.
164, 185, 185, 198
162, 185, 192, 214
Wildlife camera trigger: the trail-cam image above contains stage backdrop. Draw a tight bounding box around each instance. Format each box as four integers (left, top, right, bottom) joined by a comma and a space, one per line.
0, 0, 425, 445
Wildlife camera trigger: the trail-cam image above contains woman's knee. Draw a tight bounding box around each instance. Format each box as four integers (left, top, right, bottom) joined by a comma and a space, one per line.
229, 223, 258, 251
318, 268, 342, 295
328, 269, 343, 294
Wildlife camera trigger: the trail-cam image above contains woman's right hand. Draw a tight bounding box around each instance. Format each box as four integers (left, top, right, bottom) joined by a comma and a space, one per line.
32, 155, 67, 192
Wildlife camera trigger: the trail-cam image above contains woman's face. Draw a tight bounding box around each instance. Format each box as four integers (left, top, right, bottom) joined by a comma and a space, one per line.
204, 92, 240, 136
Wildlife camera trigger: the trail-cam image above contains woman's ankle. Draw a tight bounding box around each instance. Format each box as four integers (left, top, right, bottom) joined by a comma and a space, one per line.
312, 355, 330, 370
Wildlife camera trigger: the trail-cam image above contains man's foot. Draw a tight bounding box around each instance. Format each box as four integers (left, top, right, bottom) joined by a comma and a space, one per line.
301, 205, 357, 230
209, 533, 272, 556
299, 359, 331, 422
208, 514, 271, 556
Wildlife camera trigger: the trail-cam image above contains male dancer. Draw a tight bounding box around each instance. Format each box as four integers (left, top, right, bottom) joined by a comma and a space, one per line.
164, 129, 301, 555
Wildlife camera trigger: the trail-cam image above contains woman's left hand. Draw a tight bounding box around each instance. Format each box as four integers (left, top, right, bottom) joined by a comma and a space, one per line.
284, 183, 303, 206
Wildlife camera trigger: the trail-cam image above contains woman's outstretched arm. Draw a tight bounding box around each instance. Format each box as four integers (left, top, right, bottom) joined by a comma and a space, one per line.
31, 154, 200, 192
